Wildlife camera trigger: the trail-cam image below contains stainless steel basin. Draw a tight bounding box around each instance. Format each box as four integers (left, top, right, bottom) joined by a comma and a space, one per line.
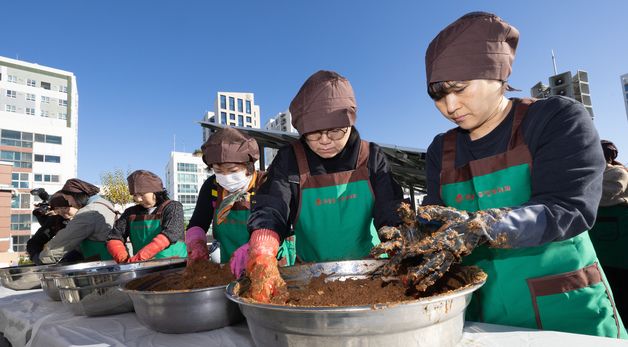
0, 264, 54, 290
37, 260, 117, 301
120, 267, 243, 334
226, 259, 486, 347
53, 258, 186, 316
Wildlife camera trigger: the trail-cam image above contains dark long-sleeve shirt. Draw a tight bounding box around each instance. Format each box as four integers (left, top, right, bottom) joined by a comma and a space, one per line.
187, 176, 218, 233
423, 96, 605, 247
248, 129, 404, 241
108, 200, 185, 244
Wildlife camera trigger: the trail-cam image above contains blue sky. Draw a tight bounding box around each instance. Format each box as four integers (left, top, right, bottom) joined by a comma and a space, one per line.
2, 1, 628, 184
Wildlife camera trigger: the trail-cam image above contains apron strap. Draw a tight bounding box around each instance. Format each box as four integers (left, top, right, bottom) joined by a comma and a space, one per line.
509, 98, 534, 150
292, 141, 310, 183
154, 199, 172, 217
441, 129, 458, 172
92, 201, 121, 222
356, 140, 370, 169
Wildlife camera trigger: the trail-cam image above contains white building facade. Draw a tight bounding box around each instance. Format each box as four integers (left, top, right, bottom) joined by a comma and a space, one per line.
164, 151, 211, 223
202, 92, 260, 142
0, 56, 78, 253
621, 74, 628, 121
264, 110, 298, 165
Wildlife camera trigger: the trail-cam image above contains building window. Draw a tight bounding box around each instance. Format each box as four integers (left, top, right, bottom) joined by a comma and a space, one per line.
41, 96, 50, 104
58, 112, 67, 120
58, 99, 68, 107
1, 130, 33, 148
5, 105, 16, 112
238, 99, 243, 112
26, 93, 36, 101
220, 94, 227, 109
0, 150, 32, 168
177, 163, 198, 172
246, 100, 251, 114
238, 115, 244, 127
246, 116, 252, 123
40, 110, 49, 117
229, 97, 235, 111
8, 75, 17, 83
12, 173, 29, 189
27, 79, 37, 87
11, 193, 31, 209
34, 154, 60, 163
25, 107, 35, 116
41, 81, 51, 90
34, 174, 60, 182
220, 112, 227, 124
6, 90, 16, 98
177, 173, 196, 183
59, 86, 67, 93
229, 113, 235, 120
12, 235, 30, 252
177, 184, 198, 193
178, 194, 197, 204
11, 214, 31, 231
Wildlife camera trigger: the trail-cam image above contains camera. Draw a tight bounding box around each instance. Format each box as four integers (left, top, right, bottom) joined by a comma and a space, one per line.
31, 188, 51, 225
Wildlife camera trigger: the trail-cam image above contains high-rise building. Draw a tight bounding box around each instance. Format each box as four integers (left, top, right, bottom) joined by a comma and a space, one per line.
621, 74, 628, 121
0, 56, 78, 254
263, 110, 298, 165
202, 92, 260, 142
164, 151, 211, 222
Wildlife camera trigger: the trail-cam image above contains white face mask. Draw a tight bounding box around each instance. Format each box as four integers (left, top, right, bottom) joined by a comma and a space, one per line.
215, 171, 251, 192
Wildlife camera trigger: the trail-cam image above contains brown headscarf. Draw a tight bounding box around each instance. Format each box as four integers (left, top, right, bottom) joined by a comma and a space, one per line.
425, 12, 519, 86
62, 178, 100, 196
127, 170, 164, 195
49, 191, 79, 209
201, 127, 260, 166
289, 70, 357, 135
601, 140, 622, 165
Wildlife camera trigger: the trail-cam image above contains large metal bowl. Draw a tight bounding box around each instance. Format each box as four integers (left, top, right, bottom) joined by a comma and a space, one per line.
36, 260, 117, 301
226, 260, 486, 347
0, 263, 55, 290
120, 267, 243, 334
53, 258, 186, 316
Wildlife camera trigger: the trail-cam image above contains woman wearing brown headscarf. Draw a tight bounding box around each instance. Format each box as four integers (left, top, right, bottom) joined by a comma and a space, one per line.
242, 70, 404, 303
184, 127, 293, 275
106, 170, 187, 262
414, 12, 625, 338
36, 179, 118, 264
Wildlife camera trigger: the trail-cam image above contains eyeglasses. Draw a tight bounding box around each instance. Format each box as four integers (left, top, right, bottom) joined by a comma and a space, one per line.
304, 127, 348, 141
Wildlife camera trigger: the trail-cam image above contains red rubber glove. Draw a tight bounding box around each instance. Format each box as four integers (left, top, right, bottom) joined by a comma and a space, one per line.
246, 229, 288, 303
185, 226, 209, 261
128, 234, 171, 262
106, 239, 129, 263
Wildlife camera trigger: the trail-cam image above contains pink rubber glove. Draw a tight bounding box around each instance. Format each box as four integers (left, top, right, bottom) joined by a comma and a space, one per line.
185, 226, 209, 261
229, 243, 249, 277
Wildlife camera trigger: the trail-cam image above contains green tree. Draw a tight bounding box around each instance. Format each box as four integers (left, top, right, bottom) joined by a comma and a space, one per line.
100, 169, 133, 208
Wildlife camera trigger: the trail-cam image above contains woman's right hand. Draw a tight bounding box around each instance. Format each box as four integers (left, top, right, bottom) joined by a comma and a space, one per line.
185, 226, 209, 261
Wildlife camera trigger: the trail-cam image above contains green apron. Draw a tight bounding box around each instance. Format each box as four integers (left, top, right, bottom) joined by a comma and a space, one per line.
212, 176, 296, 265
80, 239, 113, 261
79, 201, 117, 261
292, 140, 379, 263
589, 205, 628, 270
128, 200, 187, 259
439, 99, 625, 338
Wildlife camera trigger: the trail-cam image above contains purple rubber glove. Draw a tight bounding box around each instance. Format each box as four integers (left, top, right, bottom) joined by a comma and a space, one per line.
229, 243, 249, 277
185, 226, 209, 261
